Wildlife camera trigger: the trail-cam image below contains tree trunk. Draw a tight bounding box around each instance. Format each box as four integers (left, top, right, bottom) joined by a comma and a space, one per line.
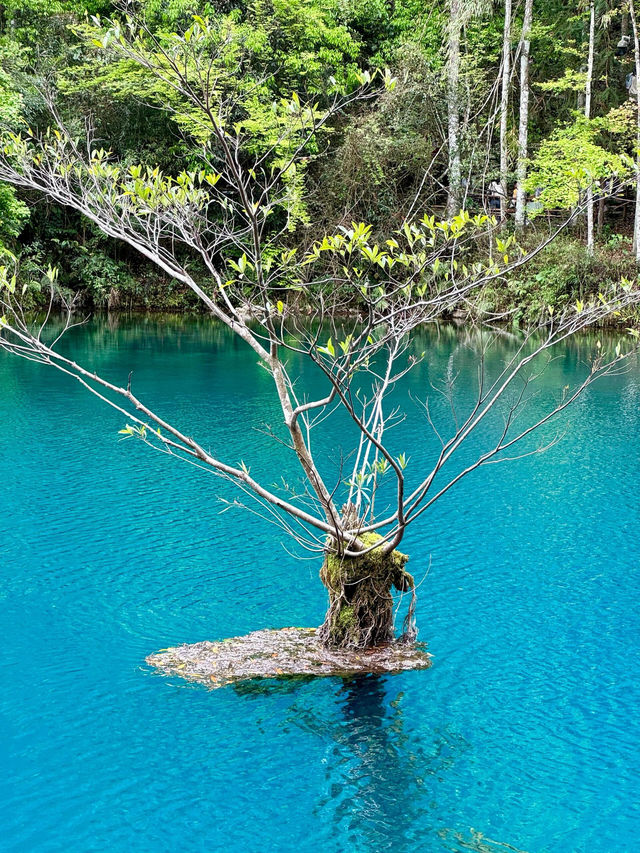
318, 533, 416, 650
585, 0, 595, 255
514, 0, 533, 229
499, 0, 512, 222
631, 0, 640, 263
447, 0, 463, 217
597, 188, 606, 235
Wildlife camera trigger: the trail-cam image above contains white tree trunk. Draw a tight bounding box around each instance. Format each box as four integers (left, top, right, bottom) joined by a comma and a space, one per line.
514, 0, 533, 229
447, 0, 462, 217
499, 0, 512, 222
631, 0, 640, 262
585, 0, 595, 255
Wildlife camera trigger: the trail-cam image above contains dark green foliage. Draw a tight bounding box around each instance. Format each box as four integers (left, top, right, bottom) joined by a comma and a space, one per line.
312, 45, 442, 230
480, 234, 640, 325
1, 0, 640, 314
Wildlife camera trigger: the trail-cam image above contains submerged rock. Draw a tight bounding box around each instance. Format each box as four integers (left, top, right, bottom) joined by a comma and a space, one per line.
146, 627, 432, 688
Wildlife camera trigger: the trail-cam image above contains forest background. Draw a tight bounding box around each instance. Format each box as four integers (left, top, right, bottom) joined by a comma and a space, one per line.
2, 0, 640, 324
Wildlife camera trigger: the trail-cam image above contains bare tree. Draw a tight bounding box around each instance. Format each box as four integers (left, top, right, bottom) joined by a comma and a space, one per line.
446, 0, 464, 216
445, 0, 490, 216
0, 6, 636, 650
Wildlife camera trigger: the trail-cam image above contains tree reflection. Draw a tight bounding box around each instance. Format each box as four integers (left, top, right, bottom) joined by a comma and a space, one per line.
232, 672, 527, 852
314, 674, 469, 852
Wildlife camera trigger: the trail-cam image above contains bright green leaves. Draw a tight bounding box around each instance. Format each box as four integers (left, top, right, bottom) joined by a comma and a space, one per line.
0, 251, 19, 295
360, 243, 389, 268
280, 248, 297, 265
0, 88, 32, 256
118, 423, 161, 440
227, 254, 253, 278
0, 184, 29, 242
304, 210, 504, 303
318, 337, 336, 358
527, 114, 630, 215
536, 69, 588, 95
317, 334, 355, 360
381, 68, 397, 92
316, 333, 354, 362
44, 265, 58, 285
119, 164, 210, 213
338, 334, 353, 355
0, 70, 25, 131
4, 123, 216, 218
375, 458, 390, 475
344, 453, 402, 497
495, 234, 520, 268
182, 15, 213, 45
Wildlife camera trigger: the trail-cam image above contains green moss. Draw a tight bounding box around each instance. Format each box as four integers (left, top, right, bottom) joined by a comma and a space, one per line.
321, 532, 410, 590
337, 606, 355, 629
319, 531, 416, 648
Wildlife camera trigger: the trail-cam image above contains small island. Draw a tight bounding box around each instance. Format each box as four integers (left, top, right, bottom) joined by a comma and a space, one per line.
147, 627, 432, 689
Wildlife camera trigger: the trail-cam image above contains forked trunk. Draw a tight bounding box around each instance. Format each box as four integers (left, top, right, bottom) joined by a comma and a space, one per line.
318, 532, 417, 650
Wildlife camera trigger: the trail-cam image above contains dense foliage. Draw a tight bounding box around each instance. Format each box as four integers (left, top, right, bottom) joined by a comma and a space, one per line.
1, 0, 640, 312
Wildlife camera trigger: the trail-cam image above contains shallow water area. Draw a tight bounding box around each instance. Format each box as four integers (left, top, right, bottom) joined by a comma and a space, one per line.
1, 315, 639, 852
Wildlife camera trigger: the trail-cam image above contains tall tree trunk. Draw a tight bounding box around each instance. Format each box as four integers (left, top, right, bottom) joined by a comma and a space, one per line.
514, 0, 533, 229
447, 0, 463, 217
631, 0, 640, 262
585, 0, 596, 255
499, 0, 513, 222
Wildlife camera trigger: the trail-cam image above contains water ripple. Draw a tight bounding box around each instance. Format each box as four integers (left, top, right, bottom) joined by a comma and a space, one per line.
1, 321, 640, 852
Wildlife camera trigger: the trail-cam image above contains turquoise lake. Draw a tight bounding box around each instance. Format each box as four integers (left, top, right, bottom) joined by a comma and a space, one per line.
1, 316, 639, 852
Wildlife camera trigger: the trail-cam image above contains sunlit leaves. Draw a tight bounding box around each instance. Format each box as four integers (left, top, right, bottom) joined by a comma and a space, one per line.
227, 254, 253, 278
526, 115, 631, 214
302, 209, 509, 306
318, 337, 335, 358
118, 423, 147, 440
0, 260, 17, 295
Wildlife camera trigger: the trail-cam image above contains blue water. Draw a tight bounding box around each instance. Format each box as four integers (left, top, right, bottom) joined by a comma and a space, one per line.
1, 316, 639, 852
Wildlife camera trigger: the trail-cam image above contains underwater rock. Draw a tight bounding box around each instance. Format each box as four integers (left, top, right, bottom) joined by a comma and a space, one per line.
146, 627, 431, 688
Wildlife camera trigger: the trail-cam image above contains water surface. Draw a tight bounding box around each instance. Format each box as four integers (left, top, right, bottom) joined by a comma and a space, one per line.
1, 316, 639, 852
